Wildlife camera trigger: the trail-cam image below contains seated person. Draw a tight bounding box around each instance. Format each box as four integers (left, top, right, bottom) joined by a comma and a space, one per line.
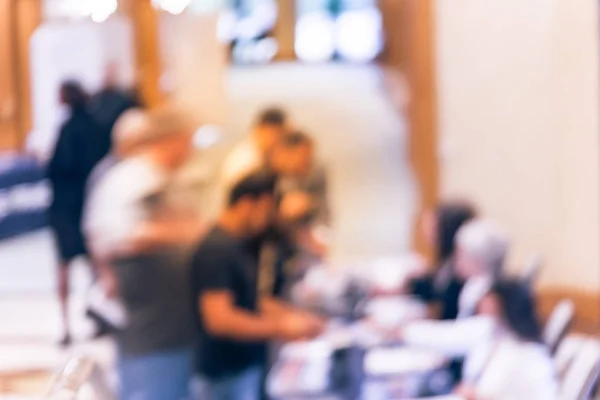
401, 219, 509, 355
409, 201, 477, 320
453, 279, 557, 400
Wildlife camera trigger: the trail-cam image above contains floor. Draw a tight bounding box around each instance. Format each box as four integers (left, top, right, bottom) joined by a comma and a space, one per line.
0, 63, 415, 397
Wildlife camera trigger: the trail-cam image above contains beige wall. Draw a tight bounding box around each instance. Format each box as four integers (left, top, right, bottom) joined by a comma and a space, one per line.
436, 0, 600, 290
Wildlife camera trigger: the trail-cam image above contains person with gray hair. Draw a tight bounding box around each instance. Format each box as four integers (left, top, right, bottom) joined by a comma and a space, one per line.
454, 219, 509, 318
84, 106, 205, 400
399, 219, 510, 358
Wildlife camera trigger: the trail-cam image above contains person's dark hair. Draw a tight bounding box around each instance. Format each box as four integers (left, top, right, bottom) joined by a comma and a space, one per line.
257, 107, 287, 127
436, 201, 477, 263
489, 279, 543, 343
228, 172, 277, 207
60, 80, 88, 110
280, 131, 313, 148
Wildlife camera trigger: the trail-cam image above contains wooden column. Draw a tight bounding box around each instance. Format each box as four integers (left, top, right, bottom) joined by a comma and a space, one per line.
379, 0, 439, 258
121, 0, 163, 108
274, 0, 296, 60
14, 0, 42, 150
0, 0, 18, 151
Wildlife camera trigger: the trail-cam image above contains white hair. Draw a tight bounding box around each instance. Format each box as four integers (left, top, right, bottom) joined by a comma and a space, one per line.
456, 219, 509, 275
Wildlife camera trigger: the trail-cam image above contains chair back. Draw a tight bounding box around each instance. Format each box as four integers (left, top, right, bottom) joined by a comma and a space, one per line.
523, 253, 543, 287
555, 334, 587, 379
544, 299, 575, 355
559, 339, 600, 400
46, 354, 115, 400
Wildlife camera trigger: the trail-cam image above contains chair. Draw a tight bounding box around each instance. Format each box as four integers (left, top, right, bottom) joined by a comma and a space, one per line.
522, 253, 543, 287
47, 354, 115, 400
559, 338, 600, 400
544, 299, 576, 355
554, 334, 587, 379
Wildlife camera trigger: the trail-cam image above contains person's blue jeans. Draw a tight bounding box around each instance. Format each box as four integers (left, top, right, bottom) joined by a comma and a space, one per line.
198, 366, 262, 400
118, 348, 194, 400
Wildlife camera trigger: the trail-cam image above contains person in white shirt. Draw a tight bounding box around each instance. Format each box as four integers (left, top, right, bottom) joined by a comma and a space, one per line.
402, 219, 509, 354
212, 107, 288, 217
84, 107, 205, 400
453, 279, 557, 400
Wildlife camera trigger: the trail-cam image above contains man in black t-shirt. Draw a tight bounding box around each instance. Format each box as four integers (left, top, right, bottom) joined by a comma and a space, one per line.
192, 172, 324, 400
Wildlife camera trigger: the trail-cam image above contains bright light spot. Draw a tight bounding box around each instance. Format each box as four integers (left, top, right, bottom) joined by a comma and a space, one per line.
90, 0, 117, 23
193, 125, 221, 149
336, 8, 382, 63
153, 0, 193, 15
295, 12, 336, 63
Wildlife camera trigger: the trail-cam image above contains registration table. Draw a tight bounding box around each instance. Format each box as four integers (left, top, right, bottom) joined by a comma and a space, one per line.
267, 291, 453, 400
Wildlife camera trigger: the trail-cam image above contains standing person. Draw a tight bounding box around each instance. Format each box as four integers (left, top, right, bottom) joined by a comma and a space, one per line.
257, 131, 330, 299
213, 107, 288, 217
84, 107, 204, 400
89, 63, 140, 134
192, 172, 324, 400
47, 80, 111, 346
83, 109, 151, 334
408, 202, 477, 320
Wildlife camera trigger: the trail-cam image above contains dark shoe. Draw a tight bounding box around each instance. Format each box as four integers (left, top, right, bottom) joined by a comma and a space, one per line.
86, 308, 114, 338
58, 333, 72, 348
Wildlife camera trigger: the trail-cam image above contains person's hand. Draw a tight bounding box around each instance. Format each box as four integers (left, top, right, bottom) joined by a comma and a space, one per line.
277, 311, 325, 342
99, 269, 118, 298
280, 191, 314, 221
455, 384, 478, 400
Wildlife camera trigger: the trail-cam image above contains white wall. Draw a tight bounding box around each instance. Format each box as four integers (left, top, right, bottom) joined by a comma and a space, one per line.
159, 13, 227, 126
436, 0, 600, 290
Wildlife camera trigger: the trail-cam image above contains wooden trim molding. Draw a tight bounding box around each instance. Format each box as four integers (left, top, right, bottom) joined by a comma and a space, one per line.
538, 287, 600, 335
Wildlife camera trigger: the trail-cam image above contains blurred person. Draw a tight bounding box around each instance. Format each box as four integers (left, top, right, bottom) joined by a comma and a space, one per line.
84, 107, 204, 400
269, 131, 329, 227
83, 109, 151, 335
399, 220, 509, 352
192, 172, 324, 400
408, 202, 477, 320
215, 107, 288, 215
255, 131, 330, 299
47, 80, 112, 346
452, 279, 557, 400
453, 219, 508, 318
89, 63, 140, 134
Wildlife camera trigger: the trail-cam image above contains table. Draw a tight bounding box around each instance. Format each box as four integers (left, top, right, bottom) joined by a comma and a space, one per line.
0, 154, 49, 240
268, 295, 451, 400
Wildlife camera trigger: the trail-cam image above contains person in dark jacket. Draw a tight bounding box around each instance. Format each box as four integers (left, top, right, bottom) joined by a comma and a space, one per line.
89, 64, 140, 134
409, 201, 477, 320
47, 80, 111, 346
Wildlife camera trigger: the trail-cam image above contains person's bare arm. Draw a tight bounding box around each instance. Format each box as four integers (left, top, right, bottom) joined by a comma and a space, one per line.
126, 218, 206, 252
260, 296, 294, 317
201, 291, 322, 342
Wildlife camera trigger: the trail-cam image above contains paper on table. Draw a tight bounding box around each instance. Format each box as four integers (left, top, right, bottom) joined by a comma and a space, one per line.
364, 347, 446, 376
